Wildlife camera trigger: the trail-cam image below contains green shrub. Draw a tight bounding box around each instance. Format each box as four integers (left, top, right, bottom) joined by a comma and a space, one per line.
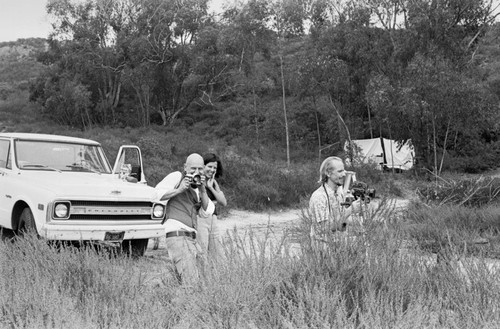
221, 157, 317, 210
440, 141, 500, 174
0, 90, 42, 124
345, 161, 411, 199
402, 203, 500, 257
417, 176, 500, 207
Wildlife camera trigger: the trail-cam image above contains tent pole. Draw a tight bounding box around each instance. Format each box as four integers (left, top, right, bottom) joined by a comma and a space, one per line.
380, 137, 387, 171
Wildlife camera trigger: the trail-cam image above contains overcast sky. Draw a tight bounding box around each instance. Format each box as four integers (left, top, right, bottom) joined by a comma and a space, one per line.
1, 0, 499, 43
0, 0, 50, 42
0, 0, 228, 42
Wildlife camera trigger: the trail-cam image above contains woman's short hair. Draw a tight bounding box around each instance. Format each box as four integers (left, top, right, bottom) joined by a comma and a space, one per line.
203, 153, 223, 178
318, 156, 343, 183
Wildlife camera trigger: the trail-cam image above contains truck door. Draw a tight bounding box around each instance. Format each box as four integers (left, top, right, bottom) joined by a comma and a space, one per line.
0, 139, 14, 228
112, 145, 147, 184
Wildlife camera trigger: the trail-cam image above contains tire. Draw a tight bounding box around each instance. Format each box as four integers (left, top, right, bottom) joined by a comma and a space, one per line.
17, 207, 37, 236
121, 239, 149, 257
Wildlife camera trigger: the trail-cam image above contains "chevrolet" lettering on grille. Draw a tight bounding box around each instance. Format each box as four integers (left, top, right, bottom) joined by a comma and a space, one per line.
71, 207, 152, 215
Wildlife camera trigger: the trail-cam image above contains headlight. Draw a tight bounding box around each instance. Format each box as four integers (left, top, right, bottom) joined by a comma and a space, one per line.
54, 202, 70, 219
152, 204, 165, 219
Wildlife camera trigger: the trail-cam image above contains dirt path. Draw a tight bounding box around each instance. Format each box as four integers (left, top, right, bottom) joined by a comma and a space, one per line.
140, 199, 500, 287
145, 198, 411, 258
217, 208, 302, 234
145, 208, 302, 258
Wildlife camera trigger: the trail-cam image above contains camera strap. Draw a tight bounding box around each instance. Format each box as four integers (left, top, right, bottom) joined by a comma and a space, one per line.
323, 183, 347, 232
323, 183, 339, 218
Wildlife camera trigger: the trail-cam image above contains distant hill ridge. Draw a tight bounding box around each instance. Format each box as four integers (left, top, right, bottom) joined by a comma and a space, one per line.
0, 38, 48, 99
0, 38, 48, 61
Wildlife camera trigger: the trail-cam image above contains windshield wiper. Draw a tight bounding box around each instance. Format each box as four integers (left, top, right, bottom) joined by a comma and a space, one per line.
66, 164, 102, 174
21, 164, 62, 173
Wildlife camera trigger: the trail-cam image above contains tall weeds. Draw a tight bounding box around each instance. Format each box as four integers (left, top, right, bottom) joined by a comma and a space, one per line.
417, 176, 500, 207
0, 236, 177, 328
3, 208, 500, 328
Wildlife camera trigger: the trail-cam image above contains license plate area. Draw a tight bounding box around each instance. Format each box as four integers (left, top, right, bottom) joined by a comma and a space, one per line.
104, 231, 125, 241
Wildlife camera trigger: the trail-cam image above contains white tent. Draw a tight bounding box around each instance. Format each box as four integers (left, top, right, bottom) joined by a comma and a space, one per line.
346, 138, 414, 171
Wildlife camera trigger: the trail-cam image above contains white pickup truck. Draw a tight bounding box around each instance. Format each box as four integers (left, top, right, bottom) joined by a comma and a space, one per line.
0, 133, 165, 256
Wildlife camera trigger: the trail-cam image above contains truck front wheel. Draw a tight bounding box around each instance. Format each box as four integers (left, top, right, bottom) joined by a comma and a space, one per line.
18, 208, 37, 236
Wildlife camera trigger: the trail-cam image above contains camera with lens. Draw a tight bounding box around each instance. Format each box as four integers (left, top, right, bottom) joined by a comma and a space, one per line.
186, 173, 203, 187
351, 181, 376, 202
341, 180, 376, 207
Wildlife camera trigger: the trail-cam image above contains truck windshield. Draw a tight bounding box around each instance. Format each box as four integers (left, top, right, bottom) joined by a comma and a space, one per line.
15, 140, 112, 173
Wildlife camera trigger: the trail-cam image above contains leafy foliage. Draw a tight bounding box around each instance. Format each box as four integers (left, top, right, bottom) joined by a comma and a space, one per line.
221, 157, 317, 210
0, 0, 498, 174
403, 202, 500, 258
417, 176, 500, 207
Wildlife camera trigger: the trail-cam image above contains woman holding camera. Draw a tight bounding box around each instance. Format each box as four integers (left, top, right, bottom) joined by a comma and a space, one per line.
197, 153, 227, 258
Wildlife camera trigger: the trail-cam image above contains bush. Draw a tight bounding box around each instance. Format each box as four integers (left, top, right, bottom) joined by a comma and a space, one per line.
0, 90, 41, 124
440, 141, 500, 173
402, 202, 500, 257
346, 161, 410, 199
30, 76, 93, 129
416, 176, 500, 207
221, 157, 317, 210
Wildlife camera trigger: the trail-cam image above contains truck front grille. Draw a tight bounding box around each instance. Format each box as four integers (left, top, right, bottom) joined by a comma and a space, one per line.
70, 201, 152, 207
63, 201, 155, 220
69, 214, 152, 220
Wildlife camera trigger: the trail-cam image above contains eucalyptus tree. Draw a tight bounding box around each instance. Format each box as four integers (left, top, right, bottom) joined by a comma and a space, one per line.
32, 0, 211, 127
310, 2, 395, 139
292, 53, 353, 160
404, 0, 498, 63
368, 54, 497, 173
269, 0, 309, 166
125, 0, 210, 125
218, 0, 274, 145
44, 0, 135, 125
370, 0, 498, 170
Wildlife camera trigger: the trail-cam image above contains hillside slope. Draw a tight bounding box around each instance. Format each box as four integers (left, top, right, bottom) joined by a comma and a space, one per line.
0, 38, 47, 100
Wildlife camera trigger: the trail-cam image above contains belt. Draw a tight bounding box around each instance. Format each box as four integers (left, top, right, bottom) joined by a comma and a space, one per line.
166, 231, 196, 239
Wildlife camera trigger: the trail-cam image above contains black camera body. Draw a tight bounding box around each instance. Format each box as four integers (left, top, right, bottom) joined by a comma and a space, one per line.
341, 181, 376, 207
351, 181, 376, 201
186, 173, 203, 187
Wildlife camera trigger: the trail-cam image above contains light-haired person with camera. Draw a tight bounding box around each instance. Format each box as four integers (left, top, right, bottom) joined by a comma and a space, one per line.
156, 153, 214, 285
308, 156, 361, 246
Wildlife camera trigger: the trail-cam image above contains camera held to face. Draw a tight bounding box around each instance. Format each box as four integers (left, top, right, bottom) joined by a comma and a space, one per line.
340, 172, 376, 207
186, 173, 204, 187
342, 181, 376, 207
351, 181, 376, 200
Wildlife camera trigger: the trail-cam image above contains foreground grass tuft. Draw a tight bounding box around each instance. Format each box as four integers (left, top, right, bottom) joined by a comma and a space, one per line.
417, 176, 500, 207
0, 236, 177, 328
3, 209, 500, 328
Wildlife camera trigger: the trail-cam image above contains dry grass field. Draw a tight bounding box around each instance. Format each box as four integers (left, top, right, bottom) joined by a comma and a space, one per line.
3, 190, 500, 328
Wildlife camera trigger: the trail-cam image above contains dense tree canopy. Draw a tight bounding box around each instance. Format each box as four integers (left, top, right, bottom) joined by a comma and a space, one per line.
29, 0, 500, 172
